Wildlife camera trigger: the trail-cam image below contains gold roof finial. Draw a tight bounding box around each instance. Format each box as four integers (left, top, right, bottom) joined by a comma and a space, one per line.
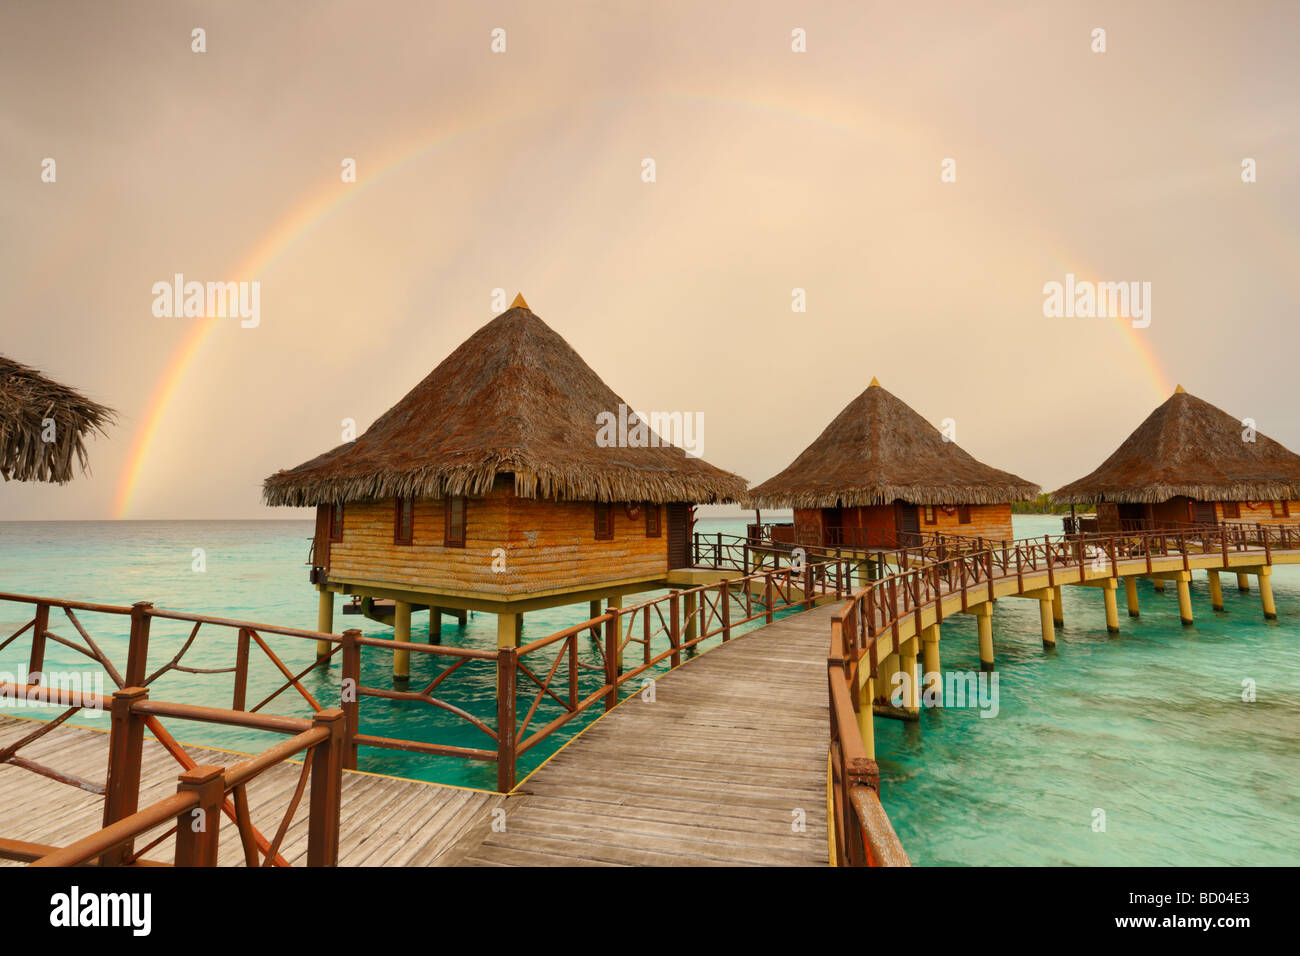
1174, 384, 1186, 394
511, 293, 529, 310
869, 376, 881, 387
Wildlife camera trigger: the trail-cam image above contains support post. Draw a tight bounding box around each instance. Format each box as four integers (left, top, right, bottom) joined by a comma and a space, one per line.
1237, 572, 1250, 592
899, 637, 919, 716
1258, 566, 1277, 620
429, 607, 442, 645
340, 629, 360, 770
683, 591, 698, 647
1176, 574, 1194, 626
1039, 596, 1057, 647
1125, 576, 1140, 617
495, 649, 517, 792
921, 624, 941, 707
316, 588, 333, 660
1051, 586, 1064, 628
975, 603, 994, 671
496, 612, 518, 695
1101, 580, 1120, 635
101, 687, 148, 866
1207, 570, 1225, 612
1152, 578, 1167, 593
856, 672, 875, 759
392, 600, 412, 680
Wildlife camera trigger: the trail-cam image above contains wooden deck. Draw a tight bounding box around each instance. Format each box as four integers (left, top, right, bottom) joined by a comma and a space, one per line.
0, 716, 504, 866
445, 604, 838, 866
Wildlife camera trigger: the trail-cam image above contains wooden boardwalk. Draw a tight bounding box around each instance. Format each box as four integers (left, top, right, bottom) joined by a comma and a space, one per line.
0, 716, 504, 866
445, 603, 838, 866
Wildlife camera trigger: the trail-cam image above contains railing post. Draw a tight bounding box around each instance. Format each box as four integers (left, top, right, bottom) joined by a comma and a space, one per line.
765, 573, 774, 624
340, 629, 361, 770
669, 590, 681, 668
308, 708, 345, 865
804, 563, 814, 610
125, 601, 154, 688
496, 647, 517, 792
720, 581, 731, 641
27, 602, 49, 684
717, 532, 723, 567
742, 544, 749, 576
232, 627, 251, 710
603, 610, 619, 711
693, 532, 700, 565
173, 765, 224, 867
100, 686, 149, 866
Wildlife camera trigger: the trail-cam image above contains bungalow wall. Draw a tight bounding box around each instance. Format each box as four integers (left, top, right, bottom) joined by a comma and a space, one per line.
794, 502, 1014, 547
322, 480, 669, 598
1093, 498, 1300, 533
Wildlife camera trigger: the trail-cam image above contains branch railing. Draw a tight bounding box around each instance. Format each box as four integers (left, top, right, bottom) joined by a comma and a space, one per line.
826, 519, 1300, 867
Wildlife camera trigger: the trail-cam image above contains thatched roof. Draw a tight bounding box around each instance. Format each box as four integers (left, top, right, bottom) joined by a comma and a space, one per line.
1051, 386, 1300, 504
0, 356, 115, 484
263, 297, 747, 506
744, 379, 1039, 508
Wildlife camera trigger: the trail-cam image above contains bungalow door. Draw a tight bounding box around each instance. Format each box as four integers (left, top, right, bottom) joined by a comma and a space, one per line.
313, 505, 333, 572
895, 502, 920, 546
666, 503, 692, 569
1190, 500, 1216, 526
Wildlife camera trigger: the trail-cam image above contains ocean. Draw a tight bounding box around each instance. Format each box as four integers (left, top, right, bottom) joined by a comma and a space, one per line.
1, 514, 1297, 865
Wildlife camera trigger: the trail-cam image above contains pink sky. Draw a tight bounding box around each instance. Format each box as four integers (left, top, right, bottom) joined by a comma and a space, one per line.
3, 0, 1298, 519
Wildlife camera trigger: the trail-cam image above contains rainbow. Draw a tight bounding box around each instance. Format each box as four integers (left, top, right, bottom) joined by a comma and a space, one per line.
112, 93, 1179, 517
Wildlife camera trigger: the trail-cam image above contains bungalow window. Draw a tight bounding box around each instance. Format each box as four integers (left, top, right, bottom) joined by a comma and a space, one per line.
957, 504, 971, 525
1272, 500, 1290, 518
1222, 502, 1240, 519
329, 504, 344, 542
444, 496, 466, 548
394, 497, 414, 545
645, 504, 661, 537
595, 502, 614, 540
922, 505, 937, 525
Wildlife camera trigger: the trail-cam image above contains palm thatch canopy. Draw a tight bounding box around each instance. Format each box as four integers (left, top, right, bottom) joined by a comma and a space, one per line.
744, 379, 1039, 509
264, 298, 746, 507
0, 356, 115, 484
1051, 386, 1300, 505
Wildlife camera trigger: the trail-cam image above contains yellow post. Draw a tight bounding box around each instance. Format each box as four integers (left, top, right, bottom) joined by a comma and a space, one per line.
589, 600, 601, 620
316, 588, 334, 660
1176, 575, 1193, 626
1038, 596, 1056, 647
1102, 580, 1120, 635
900, 637, 920, 716
876, 652, 896, 707
921, 623, 941, 707
607, 595, 623, 672
1258, 567, 1277, 620
1152, 579, 1166, 593
393, 600, 412, 679
1207, 570, 1224, 612
1124, 576, 1140, 617
1237, 572, 1250, 592
856, 673, 875, 759
683, 591, 697, 644
496, 611, 519, 693
975, 603, 994, 671
1051, 586, 1064, 628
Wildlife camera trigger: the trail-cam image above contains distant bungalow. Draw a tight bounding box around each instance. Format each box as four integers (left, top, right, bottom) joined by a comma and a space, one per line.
0, 355, 114, 484
263, 296, 745, 668
1052, 386, 1300, 532
745, 378, 1038, 549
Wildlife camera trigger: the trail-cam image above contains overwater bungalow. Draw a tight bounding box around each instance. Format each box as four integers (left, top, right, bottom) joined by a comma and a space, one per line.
744, 378, 1038, 549
0, 355, 114, 483
263, 296, 746, 666
1051, 385, 1300, 533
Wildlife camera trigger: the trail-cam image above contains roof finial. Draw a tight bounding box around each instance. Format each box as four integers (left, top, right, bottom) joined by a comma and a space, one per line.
1174, 383, 1186, 394
511, 293, 529, 310
869, 376, 881, 387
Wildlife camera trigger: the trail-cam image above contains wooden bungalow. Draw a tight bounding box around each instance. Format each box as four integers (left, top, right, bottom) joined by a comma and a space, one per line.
1051, 385, 1300, 533
263, 296, 746, 667
744, 378, 1038, 549
0, 355, 114, 484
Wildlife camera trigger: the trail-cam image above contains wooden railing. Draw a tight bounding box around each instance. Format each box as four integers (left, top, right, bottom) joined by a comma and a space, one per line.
824, 519, 1300, 867
0, 680, 343, 867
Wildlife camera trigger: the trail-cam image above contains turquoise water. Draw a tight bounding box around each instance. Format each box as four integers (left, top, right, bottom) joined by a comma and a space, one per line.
2, 515, 1297, 864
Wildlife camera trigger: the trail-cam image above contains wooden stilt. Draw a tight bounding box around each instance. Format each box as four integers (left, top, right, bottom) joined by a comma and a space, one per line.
316, 588, 333, 660
1176, 576, 1194, 626
1102, 581, 1120, 635
1258, 567, 1277, 620
1124, 576, 1140, 617
1051, 585, 1064, 628
1237, 572, 1250, 592
975, 603, 994, 671
900, 637, 920, 716
429, 607, 443, 644
393, 600, 412, 679
921, 623, 941, 707
1152, 579, 1167, 593
496, 611, 519, 693
1039, 596, 1056, 647
1207, 571, 1224, 612
856, 673, 875, 759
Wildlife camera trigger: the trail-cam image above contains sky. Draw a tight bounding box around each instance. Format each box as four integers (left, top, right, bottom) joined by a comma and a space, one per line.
2, 0, 1298, 520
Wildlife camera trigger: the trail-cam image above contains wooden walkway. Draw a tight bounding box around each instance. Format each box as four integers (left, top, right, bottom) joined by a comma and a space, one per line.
0, 716, 504, 866
445, 603, 838, 866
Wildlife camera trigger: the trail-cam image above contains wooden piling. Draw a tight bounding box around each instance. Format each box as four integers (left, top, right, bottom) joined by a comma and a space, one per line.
316, 588, 333, 660
1207, 570, 1224, 612
1124, 576, 1140, 617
